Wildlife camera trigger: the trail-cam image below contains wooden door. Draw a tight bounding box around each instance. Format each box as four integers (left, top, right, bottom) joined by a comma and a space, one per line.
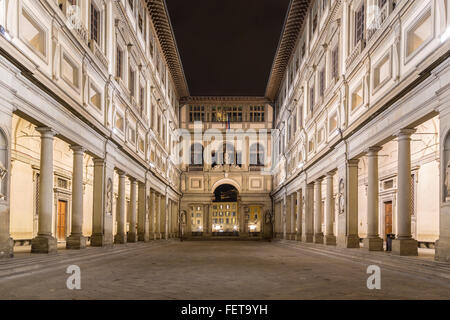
57, 200, 67, 241
384, 202, 393, 240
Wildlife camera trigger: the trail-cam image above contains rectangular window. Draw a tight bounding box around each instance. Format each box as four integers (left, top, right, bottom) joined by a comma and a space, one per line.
21, 10, 47, 57
310, 87, 315, 112
115, 113, 124, 132
351, 83, 364, 111
116, 47, 123, 79
373, 53, 391, 89
332, 46, 339, 80
61, 54, 79, 88
406, 9, 432, 58
129, 68, 135, 97
139, 85, 145, 111
329, 113, 338, 132
90, 3, 100, 43
319, 69, 325, 97
355, 3, 365, 45
90, 84, 102, 110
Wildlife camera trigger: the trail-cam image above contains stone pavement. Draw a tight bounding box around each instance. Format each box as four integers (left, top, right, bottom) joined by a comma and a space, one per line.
0, 240, 449, 300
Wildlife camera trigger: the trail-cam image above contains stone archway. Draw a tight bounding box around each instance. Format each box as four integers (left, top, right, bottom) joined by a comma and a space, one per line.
211, 184, 240, 235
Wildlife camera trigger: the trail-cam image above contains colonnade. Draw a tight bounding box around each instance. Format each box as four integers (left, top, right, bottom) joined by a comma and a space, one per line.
29, 127, 180, 254
276, 128, 419, 256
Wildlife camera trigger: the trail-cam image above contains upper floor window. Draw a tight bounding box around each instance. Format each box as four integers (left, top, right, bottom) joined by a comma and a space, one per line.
190, 143, 204, 166
332, 46, 339, 80
319, 68, 325, 97
116, 47, 124, 79
406, 9, 432, 59
189, 106, 205, 122
129, 68, 135, 97
309, 86, 315, 112
250, 143, 265, 166
128, 0, 134, 12
90, 2, 100, 43
355, 3, 365, 45
20, 9, 47, 58
58, 0, 76, 15
249, 106, 265, 122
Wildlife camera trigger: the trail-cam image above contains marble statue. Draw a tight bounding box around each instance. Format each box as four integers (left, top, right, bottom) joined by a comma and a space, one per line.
0, 160, 6, 200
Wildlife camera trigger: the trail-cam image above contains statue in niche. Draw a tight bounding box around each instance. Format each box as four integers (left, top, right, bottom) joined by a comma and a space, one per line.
0, 160, 6, 200
445, 158, 450, 200
338, 178, 345, 215
106, 178, 113, 214
264, 210, 274, 241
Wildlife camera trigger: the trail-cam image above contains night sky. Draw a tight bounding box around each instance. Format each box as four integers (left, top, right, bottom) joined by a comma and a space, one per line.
165, 0, 291, 97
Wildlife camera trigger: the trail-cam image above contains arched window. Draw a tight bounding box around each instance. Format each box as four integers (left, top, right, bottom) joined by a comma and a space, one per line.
190, 143, 203, 165
250, 143, 264, 166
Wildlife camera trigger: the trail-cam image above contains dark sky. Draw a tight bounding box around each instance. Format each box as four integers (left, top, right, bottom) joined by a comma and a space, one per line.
165, 0, 291, 97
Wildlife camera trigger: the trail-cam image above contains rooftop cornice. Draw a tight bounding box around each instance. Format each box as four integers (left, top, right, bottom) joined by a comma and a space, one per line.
145, 0, 190, 98
265, 0, 311, 101
180, 96, 272, 105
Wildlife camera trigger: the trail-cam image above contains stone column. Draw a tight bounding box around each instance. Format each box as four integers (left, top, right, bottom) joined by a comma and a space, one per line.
156, 193, 161, 239
114, 171, 127, 244
127, 178, 138, 242
149, 190, 156, 240
239, 202, 246, 237
90, 158, 114, 247
314, 179, 324, 244
66, 146, 87, 249
302, 183, 314, 242
325, 172, 336, 245
31, 128, 57, 254
363, 147, 383, 251
203, 204, 211, 237
165, 196, 169, 240
282, 193, 287, 240
290, 194, 296, 240
0, 111, 14, 258
393, 129, 418, 256
137, 182, 149, 242
295, 190, 302, 241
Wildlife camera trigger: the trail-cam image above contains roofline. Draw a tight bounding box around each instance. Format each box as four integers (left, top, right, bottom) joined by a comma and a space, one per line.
264, 0, 311, 101
145, 0, 190, 98
180, 96, 272, 105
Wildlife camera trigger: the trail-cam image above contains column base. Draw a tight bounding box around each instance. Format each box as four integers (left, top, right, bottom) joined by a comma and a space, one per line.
392, 238, 418, 256
0, 237, 14, 258
127, 232, 138, 243
363, 237, 383, 251
31, 235, 57, 254
314, 233, 324, 244
337, 235, 360, 248
138, 232, 150, 242
324, 235, 336, 246
435, 238, 450, 262
90, 233, 114, 247
66, 234, 87, 249
302, 233, 314, 243
114, 233, 127, 244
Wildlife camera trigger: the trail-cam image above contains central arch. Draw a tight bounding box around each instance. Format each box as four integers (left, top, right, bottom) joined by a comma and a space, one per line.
211, 183, 240, 235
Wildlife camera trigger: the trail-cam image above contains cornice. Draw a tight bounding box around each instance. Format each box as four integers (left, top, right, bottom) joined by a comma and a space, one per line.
180, 96, 272, 105
145, 0, 190, 98
265, 0, 311, 101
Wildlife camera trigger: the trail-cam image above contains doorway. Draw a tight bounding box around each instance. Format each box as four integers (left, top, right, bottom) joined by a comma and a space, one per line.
57, 200, 67, 241
384, 201, 393, 240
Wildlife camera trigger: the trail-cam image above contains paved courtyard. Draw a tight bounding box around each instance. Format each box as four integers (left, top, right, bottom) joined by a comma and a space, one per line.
0, 240, 449, 300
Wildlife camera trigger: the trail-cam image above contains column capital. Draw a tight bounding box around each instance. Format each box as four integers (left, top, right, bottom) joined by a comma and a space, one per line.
117, 170, 126, 177
396, 128, 416, 138
70, 145, 85, 153
36, 127, 57, 137
326, 169, 337, 177
347, 158, 360, 167
129, 177, 137, 183
366, 146, 382, 155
